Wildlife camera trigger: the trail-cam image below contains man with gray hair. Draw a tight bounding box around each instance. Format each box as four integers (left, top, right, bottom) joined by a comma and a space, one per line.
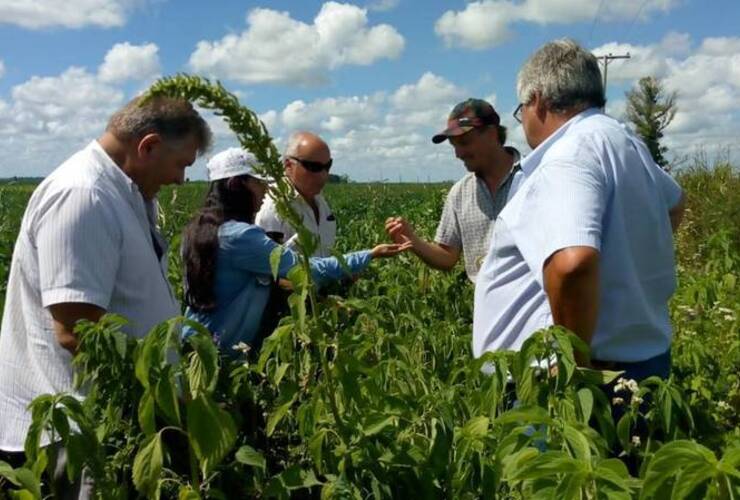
473, 39, 686, 381
256, 131, 336, 257
0, 95, 212, 494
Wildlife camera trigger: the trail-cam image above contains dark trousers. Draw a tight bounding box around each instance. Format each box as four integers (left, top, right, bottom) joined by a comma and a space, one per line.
0, 444, 92, 499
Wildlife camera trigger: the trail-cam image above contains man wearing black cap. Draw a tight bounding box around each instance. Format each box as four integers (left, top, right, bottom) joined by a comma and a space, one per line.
385, 98, 521, 282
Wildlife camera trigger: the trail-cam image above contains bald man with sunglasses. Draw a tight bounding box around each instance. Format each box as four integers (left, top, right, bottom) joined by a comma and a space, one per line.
256, 131, 337, 257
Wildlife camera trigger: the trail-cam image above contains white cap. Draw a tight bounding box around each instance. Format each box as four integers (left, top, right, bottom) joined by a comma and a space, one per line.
206, 148, 270, 182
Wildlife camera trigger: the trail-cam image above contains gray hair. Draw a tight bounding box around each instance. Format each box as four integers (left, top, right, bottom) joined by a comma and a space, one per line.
516, 38, 606, 112
106, 95, 212, 154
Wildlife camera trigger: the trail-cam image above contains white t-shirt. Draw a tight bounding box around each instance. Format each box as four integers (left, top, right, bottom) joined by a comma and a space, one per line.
0, 140, 179, 451
474, 109, 682, 362
255, 190, 337, 258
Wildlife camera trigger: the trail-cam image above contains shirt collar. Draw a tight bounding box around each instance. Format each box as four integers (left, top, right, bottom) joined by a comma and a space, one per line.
89, 140, 140, 196
520, 107, 602, 176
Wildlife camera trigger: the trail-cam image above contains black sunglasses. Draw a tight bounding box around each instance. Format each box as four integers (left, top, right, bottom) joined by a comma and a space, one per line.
513, 103, 523, 123
288, 156, 332, 173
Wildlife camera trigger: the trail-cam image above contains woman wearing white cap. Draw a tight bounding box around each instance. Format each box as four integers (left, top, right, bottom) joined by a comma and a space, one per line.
181, 148, 409, 351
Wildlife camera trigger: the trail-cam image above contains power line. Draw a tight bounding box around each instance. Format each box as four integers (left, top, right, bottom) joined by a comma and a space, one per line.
625, 0, 652, 40
588, 0, 607, 44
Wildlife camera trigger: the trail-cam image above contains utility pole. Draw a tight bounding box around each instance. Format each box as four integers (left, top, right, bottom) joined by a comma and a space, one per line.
598, 52, 631, 99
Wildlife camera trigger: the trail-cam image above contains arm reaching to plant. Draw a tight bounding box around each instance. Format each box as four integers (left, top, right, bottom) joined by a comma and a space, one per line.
385, 216, 460, 271
228, 224, 410, 288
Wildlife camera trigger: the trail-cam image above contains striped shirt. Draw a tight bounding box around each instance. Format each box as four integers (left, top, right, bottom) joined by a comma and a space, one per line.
0, 140, 179, 451
473, 109, 683, 362
435, 147, 521, 282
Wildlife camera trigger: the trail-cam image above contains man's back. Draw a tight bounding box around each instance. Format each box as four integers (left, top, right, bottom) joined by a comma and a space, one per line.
475, 110, 682, 361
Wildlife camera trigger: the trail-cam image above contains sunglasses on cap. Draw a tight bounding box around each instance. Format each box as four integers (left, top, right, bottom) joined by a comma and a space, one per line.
288, 156, 333, 173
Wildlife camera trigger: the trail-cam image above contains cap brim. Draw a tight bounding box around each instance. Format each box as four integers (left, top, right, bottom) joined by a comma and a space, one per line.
431, 126, 474, 144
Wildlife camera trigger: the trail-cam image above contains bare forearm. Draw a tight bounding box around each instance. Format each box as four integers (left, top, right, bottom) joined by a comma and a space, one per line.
411, 240, 459, 271
544, 248, 600, 364
48, 303, 106, 354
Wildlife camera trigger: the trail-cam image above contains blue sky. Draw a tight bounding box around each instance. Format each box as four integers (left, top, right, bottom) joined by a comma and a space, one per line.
1, 0, 738, 181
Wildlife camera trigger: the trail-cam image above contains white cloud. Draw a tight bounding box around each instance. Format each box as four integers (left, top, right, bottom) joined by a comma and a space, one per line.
0, 60, 5, 79
253, 72, 469, 181
188, 2, 404, 85
597, 34, 740, 163
0, 0, 137, 29
0, 66, 124, 177
98, 42, 161, 83
436, 0, 681, 49
281, 94, 385, 132
366, 0, 399, 12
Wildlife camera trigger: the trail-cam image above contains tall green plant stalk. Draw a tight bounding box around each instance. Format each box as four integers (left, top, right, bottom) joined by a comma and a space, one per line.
143, 74, 346, 438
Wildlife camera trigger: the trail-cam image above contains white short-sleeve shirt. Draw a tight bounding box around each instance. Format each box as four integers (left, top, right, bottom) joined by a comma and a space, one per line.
473, 109, 683, 362
255, 189, 336, 258
0, 140, 179, 451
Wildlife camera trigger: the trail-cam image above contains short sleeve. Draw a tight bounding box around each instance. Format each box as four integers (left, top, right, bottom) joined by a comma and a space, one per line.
653, 164, 683, 210
36, 187, 121, 308
507, 159, 606, 286
434, 189, 462, 249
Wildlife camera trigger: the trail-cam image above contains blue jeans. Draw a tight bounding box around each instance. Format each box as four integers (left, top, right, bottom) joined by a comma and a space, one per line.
593, 349, 671, 381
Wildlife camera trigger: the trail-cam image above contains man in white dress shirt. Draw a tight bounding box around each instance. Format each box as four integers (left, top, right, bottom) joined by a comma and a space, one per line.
256, 131, 336, 257
473, 39, 686, 381
0, 95, 212, 494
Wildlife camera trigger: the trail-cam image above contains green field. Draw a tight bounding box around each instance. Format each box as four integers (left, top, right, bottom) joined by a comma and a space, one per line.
0, 160, 738, 498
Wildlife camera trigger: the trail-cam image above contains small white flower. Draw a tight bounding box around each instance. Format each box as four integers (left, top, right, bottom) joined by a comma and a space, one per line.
723, 314, 736, 321
232, 341, 251, 354
718, 307, 734, 314
631, 394, 644, 406
631, 435, 641, 447
612, 397, 624, 406
626, 379, 639, 393
614, 377, 627, 393
717, 401, 731, 412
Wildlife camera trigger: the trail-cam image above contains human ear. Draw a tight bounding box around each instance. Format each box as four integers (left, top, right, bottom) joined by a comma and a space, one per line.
137, 133, 163, 159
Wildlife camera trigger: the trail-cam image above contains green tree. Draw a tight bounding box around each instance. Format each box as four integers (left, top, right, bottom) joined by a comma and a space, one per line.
625, 76, 677, 169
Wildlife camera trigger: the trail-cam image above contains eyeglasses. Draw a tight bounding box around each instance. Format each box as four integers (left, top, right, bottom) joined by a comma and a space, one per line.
288, 156, 332, 173
513, 103, 524, 124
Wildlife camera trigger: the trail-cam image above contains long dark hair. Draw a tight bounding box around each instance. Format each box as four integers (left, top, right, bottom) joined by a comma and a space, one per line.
183, 175, 259, 311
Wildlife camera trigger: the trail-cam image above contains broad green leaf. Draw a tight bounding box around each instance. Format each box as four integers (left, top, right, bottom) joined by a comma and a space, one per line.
257, 324, 293, 373
554, 470, 587, 499
270, 245, 284, 281
132, 432, 163, 498
641, 440, 717, 498
577, 387, 594, 423
308, 429, 328, 469
178, 485, 201, 500
154, 369, 181, 426
362, 414, 396, 436
266, 399, 295, 437
185, 327, 219, 397
138, 390, 156, 436
187, 395, 237, 475
494, 406, 555, 428
8, 489, 37, 500
671, 461, 713, 499
562, 424, 592, 462
272, 362, 291, 387
235, 445, 266, 471
574, 367, 624, 386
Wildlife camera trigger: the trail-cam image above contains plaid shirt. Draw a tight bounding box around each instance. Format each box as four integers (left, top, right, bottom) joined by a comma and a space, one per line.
434, 147, 521, 282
